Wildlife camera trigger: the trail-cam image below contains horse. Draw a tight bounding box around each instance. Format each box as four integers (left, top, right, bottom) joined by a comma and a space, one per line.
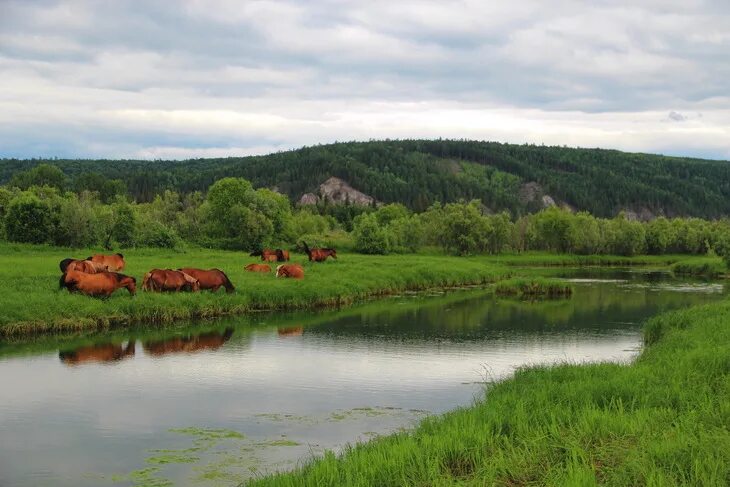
142, 269, 200, 292
244, 263, 272, 273
60, 269, 137, 297
300, 241, 337, 262
59, 258, 107, 274
143, 329, 234, 356
59, 340, 136, 365
276, 264, 304, 279
250, 249, 290, 262
87, 253, 126, 271
177, 268, 235, 293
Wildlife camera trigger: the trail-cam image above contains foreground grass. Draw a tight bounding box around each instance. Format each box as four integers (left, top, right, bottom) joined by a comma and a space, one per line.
0, 243, 512, 336
250, 301, 730, 486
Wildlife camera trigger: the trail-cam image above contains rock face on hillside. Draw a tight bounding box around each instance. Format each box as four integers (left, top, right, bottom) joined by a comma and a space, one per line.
620, 207, 660, 222
298, 177, 376, 206
519, 182, 573, 212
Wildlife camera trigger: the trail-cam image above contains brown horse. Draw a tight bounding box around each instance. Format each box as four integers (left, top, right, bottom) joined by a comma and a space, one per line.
59, 340, 136, 365
301, 241, 337, 262
245, 263, 272, 273
276, 264, 304, 279
177, 268, 235, 293
143, 329, 234, 356
59, 258, 107, 274
142, 269, 200, 292
277, 326, 304, 337
250, 249, 290, 262
60, 269, 136, 297
87, 253, 126, 271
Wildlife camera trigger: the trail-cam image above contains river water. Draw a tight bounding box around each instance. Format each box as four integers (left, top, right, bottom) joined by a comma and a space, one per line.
0, 269, 724, 486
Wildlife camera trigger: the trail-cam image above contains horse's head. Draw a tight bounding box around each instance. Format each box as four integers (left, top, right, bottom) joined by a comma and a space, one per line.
329, 249, 337, 259
123, 275, 137, 296
275, 264, 284, 277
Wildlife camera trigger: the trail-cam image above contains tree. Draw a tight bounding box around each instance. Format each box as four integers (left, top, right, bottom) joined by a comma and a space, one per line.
9, 164, 68, 191
353, 213, 390, 254
110, 200, 137, 248
4, 193, 55, 244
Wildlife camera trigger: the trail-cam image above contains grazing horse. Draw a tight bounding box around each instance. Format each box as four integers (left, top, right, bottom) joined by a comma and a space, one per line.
250, 249, 290, 262
177, 268, 235, 293
59, 258, 107, 274
142, 269, 200, 292
87, 253, 126, 271
60, 269, 136, 297
301, 241, 337, 262
143, 329, 234, 356
59, 340, 136, 365
276, 264, 304, 279
244, 263, 272, 273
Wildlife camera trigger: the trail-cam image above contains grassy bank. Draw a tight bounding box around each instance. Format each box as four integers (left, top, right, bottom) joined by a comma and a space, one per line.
250, 300, 730, 486
671, 256, 727, 278
0, 243, 513, 336
494, 277, 574, 298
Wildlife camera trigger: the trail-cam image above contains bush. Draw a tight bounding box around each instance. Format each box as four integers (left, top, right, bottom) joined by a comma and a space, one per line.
137, 219, 182, 249
4, 194, 56, 244
353, 213, 390, 254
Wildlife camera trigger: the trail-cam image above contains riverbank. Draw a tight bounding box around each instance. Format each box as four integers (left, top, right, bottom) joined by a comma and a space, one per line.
0, 243, 514, 337
0, 243, 722, 337
250, 298, 730, 486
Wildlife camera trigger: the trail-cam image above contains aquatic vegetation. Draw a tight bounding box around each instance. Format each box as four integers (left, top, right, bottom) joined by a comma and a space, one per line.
249, 300, 730, 486
493, 277, 574, 298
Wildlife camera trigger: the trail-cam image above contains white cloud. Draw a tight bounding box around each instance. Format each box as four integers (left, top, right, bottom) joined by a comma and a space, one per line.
0, 0, 728, 159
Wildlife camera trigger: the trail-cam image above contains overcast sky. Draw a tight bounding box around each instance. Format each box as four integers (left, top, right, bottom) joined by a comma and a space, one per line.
1, 0, 729, 160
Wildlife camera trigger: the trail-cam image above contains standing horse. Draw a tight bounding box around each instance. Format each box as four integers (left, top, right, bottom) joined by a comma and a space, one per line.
177, 268, 235, 293
142, 269, 200, 292
300, 242, 337, 262
250, 249, 289, 262
87, 253, 126, 271
60, 269, 136, 297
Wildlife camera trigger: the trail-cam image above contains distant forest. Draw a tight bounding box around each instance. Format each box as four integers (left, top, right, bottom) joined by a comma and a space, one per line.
2, 139, 730, 218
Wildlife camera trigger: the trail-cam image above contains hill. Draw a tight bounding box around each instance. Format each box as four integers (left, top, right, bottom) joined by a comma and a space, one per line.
2, 140, 730, 218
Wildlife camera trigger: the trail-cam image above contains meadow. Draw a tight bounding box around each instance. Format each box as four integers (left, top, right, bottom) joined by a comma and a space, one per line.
0, 243, 722, 338
250, 297, 730, 486
0, 243, 515, 337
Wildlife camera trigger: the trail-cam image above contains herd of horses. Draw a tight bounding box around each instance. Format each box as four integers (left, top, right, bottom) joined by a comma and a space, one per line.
57, 242, 337, 298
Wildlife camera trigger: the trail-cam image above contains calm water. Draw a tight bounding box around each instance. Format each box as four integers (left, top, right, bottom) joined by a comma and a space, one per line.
0, 270, 724, 486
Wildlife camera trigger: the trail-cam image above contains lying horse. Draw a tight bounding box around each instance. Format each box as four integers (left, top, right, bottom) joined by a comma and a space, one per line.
60, 269, 136, 297
143, 329, 234, 356
276, 264, 304, 279
142, 269, 200, 292
250, 249, 289, 262
59, 340, 136, 365
59, 258, 107, 274
87, 253, 126, 271
244, 263, 272, 273
301, 241, 337, 262
177, 268, 235, 293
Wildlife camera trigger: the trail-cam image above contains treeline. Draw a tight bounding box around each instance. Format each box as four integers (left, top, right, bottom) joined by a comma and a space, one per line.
3, 139, 730, 217
351, 203, 730, 260
2, 173, 730, 266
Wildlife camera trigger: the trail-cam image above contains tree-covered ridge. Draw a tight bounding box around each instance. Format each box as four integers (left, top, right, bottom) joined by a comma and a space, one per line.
2, 139, 729, 217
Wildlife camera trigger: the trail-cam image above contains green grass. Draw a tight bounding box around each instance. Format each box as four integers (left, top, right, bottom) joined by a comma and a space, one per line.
493, 277, 574, 298
492, 252, 693, 267
249, 300, 730, 487
0, 243, 512, 336
671, 256, 727, 278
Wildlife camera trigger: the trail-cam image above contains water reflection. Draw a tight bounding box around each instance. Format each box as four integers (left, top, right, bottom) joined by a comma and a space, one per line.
59, 340, 136, 366
143, 328, 234, 357
277, 326, 304, 338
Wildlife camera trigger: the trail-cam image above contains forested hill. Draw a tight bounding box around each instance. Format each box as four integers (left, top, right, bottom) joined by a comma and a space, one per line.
2, 139, 730, 218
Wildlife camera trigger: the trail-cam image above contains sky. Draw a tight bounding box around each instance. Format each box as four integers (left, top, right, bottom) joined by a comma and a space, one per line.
1, 0, 729, 160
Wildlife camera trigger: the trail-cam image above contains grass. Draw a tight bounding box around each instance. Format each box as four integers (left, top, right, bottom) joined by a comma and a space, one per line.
248, 299, 730, 487
493, 277, 574, 298
671, 256, 727, 278
0, 243, 512, 336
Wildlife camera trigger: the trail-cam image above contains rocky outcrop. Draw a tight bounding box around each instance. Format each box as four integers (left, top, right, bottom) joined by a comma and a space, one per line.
620, 207, 660, 222
298, 177, 376, 206
519, 182, 573, 212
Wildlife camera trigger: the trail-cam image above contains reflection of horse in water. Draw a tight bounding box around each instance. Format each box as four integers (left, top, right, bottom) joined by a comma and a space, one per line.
143, 328, 234, 356
59, 340, 136, 365
277, 326, 304, 337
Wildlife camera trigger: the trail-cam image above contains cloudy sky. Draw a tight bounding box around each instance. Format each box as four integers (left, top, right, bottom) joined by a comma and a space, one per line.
1, 0, 729, 160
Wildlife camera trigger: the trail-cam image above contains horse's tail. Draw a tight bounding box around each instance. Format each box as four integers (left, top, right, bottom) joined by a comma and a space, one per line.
59, 258, 74, 273
59, 273, 68, 290
301, 241, 310, 255
142, 272, 152, 291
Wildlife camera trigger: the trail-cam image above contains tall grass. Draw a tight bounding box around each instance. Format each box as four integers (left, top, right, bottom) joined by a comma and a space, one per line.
0, 243, 511, 336
249, 300, 730, 486
493, 277, 573, 298
670, 256, 726, 278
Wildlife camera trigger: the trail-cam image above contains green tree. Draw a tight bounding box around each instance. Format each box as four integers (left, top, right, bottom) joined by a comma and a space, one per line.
353, 213, 390, 254
4, 193, 55, 244
9, 164, 68, 191
110, 200, 137, 247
